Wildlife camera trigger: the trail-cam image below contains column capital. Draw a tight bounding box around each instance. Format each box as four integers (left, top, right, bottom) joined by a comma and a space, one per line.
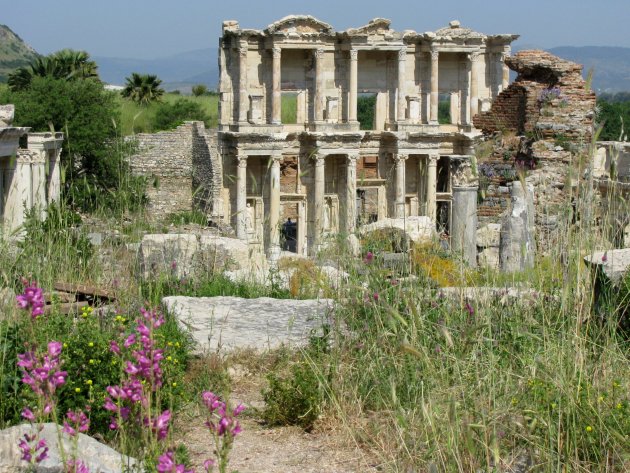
236, 154, 248, 168
313, 154, 325, 166
394, 153, 409, 163
430, 49, 439, 61
428, 153, 439, 165
347, 153, 360, 163
272, 46, 281, 59
314, 48, 325, 60
468, 50, 481, 62
238, 42, 248, 56
271, 153, 283, 164
398, 47, 407, 61
350, 49, 358, 61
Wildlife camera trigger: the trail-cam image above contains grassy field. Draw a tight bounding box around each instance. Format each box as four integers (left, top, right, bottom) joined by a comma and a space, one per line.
116, 92, 219, 135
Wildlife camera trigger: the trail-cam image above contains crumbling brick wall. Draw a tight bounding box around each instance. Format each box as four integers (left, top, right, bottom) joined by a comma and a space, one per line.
473, 50, 596, 259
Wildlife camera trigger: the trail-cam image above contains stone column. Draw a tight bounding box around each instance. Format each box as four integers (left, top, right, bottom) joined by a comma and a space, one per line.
345, 153, 358, 233
395, 153, 408, 218
268, 153, 282, 257
349, 49, 358, 123
460, 57, 471, 125
502, 49, 510, 90
312, 154, 325, 253
493, 53, 503, 97
4, 154, 32, 233
48, 148, 62, 204
314, 48, 325, 122
429, 49, 439, 124
469, 51, 480, 118
397, 47, 407, 122
31, 153, 47, 219
238, 41, 249, 124
271, 46, 282, 125
236, 154, 248, 239
451, 186, 478, 267
426, 153, 438, 221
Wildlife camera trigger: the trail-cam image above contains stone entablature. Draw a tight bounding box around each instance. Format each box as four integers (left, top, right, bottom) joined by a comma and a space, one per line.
0, 105, 63, 234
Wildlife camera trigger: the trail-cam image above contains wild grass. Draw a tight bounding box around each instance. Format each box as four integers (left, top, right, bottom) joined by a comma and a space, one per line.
117, 93, 219, 135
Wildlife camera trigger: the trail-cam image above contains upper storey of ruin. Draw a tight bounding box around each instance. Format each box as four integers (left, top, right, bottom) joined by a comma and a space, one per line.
218, 16, 519, 134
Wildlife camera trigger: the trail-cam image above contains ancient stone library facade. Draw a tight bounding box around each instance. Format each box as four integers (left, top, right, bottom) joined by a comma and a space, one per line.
214, 16, 517, 257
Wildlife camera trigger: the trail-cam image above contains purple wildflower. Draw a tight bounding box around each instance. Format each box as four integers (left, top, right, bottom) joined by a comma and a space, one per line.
16, 281, 45, 318
65, 459, 90, 473
63, 409, 90, 437
18, 434, 48, 464
156, 451, 193, 473
363, 251, 374, 264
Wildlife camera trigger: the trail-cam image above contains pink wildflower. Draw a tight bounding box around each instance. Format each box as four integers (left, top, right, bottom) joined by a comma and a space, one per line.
363, 251, 374, 264
16, 281, 45, 318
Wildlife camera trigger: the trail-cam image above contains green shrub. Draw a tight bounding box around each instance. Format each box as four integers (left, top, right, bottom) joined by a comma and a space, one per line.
151, 99, 209, 131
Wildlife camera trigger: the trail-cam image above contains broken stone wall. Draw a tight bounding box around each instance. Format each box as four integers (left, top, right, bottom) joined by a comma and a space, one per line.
473, 50, 596, 267
129, 121, 222, 219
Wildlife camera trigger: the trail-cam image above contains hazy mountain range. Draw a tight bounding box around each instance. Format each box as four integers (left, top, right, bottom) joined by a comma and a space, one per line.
1, 23, 629, 93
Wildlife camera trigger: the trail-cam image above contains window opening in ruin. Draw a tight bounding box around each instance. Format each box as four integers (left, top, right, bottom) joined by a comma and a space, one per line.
436, 201, 451, 238
438, 93, 451, 125
281, 92, 298, 124
356, 188, 378, 226
357, 156, 378, 180
357, 93, 377, 130
437, 156, 450, 193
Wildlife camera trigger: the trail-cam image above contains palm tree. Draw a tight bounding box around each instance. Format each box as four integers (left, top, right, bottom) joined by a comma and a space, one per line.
7, 49, 99, 91
122, 73, 165, 106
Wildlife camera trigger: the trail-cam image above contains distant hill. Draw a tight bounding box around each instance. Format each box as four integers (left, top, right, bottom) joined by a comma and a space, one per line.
0, 24, 40, 82
546, 46, 630, 93
94, 48, 218, 91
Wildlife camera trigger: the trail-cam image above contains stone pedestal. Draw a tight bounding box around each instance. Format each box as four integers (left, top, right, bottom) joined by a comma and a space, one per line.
500, 181, 535, 272
451, 186, 478, 267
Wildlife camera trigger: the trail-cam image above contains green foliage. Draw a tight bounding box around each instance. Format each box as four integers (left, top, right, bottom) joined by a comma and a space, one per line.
151, 98, 209, 131
262, 340, 328, 430
191, 84, 208, 97
7, 49, 99, 92
164, 210, 208, 226
281, 94, 297, 124
118, 93, 218, 135
597, 97, 630, 141
122, 73, 165, 106
438, 99, 451, 124
357, 95, 376, 130
1, 75, 146, 214
14, 204, 93, 285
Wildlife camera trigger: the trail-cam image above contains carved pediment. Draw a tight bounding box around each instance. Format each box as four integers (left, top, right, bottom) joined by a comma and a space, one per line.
346, 18, 391, 36
265, 15, 333, 35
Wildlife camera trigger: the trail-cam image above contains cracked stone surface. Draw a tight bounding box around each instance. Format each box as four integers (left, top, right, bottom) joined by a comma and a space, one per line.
162, 296, 334, 352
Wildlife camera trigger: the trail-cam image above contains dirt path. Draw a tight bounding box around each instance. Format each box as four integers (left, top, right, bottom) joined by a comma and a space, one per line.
175, 366, 380, 473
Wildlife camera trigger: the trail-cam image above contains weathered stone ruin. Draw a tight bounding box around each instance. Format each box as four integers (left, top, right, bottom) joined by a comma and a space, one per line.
473, 50, 597, 269
0, 104, 63, 234
214, 16, 517, 262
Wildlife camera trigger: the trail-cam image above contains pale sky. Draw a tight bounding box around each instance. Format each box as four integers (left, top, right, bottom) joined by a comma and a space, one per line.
4, 0, 630, 59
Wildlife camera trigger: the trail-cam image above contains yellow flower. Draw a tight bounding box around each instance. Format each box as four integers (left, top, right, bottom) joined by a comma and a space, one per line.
585, 426, 593, 432
86, 379, 93, 385
551, 403, 557, 409
63, 343, 68, 348
172, 382, 177, 387
111, 360, 117, 365
175, 342, 180, 348
511, 398, 518, 406
75, 387, 81, 393
115, 315, 123, 322
613, 381, 620, 388
166, 356, 173, 362
88, 342, 94, 347
167, 342, 173, 347
89, 359, 95, 365
174, 359, 179, 364
616, 403, 623, 410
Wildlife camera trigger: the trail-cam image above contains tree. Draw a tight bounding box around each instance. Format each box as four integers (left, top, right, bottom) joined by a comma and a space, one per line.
122, 73, 164, 106
191, 84, 208, 97
151, 98, 209, 131
7, 49, 99, 92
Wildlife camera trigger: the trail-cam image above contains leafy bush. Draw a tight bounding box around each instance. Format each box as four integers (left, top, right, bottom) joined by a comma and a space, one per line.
191, 84, 208, 97
151, 99, 209, 131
